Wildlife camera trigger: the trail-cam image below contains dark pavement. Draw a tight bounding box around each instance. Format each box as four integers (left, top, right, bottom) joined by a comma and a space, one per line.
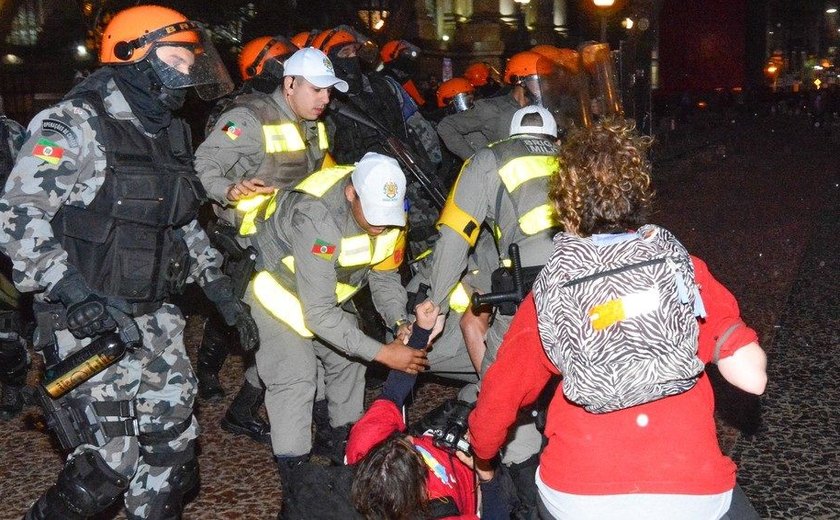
0, 109, 838, 519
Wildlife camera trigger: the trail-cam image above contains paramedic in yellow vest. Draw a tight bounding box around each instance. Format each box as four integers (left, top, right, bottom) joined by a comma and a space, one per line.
244, 152, 427, 481
193, 46, 347, 442
428, 105, 562, 513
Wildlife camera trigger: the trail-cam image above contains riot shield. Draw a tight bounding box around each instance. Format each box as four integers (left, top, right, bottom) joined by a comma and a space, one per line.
579, 41, 624, 119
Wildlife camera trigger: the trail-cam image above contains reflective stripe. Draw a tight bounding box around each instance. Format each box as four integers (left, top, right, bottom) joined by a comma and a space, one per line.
518, 204, 556, 235
237, 191, 278, 236
254, 271, 314, 337
295, 166, 354, 197
497, 156, 558, 193
316, 122, 329, 151
263, 123, 306, 153
371, 228, 401, 265
339, 235, 372, 266
414, 248, 433, 262
279, 256, 360, 303
448, 282, 470, 313
254, 271, 361, 338
372, 229, 406, 271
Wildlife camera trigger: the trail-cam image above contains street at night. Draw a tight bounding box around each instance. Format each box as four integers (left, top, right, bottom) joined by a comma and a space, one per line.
1, 107, 837, 518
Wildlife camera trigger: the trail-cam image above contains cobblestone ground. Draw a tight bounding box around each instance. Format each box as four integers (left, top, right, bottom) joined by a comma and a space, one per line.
0, 110, 837, 519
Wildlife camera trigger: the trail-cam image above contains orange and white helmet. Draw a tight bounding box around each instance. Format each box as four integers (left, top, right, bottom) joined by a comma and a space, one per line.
99, 5, 233, 100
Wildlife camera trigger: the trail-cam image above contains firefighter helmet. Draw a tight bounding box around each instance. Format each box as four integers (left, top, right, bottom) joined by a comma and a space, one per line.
436, 77, 474, 109
238, 36, 298, 81
380, 40, 419, 64
99, 5, 233, 100
312, 28, 358, 56
503, 51, 555, 85
290, 30, 320, 49
464, 62, 492, 87
100, 5, 197, 64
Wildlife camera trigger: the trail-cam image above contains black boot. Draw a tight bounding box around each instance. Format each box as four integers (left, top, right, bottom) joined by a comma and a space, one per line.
0, 383, 24, 421
221, 382, 270, 444
276, 454, 309, 520
507, 453, 541, 520
312, 420, 352, 466
196, 317, 231, 402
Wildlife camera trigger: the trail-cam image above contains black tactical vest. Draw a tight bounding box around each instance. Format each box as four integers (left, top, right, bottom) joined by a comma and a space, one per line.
51, 92, 204, 304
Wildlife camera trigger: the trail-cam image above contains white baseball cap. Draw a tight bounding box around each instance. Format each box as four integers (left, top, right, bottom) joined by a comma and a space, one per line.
509, 105, 558, 138
351, 152, 407, 227
283, 47, 349, 92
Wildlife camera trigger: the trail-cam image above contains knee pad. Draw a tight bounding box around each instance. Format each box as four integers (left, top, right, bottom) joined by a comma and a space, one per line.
144, 452, 199, 519
0, 335, 28, 384
27, 450, 129, 519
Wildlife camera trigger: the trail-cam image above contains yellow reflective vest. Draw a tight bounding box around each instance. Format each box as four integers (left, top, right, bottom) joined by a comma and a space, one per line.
249, 166, 406, 337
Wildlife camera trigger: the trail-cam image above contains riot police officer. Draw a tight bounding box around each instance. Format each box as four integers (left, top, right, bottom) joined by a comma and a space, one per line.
0, 6, 257, 518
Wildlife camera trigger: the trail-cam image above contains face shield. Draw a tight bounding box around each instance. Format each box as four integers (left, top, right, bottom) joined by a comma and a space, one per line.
145, 25, 234, 100
450, 92, 474, 113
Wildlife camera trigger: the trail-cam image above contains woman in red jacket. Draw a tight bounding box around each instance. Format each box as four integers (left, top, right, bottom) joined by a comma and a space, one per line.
468, 118, 767, 520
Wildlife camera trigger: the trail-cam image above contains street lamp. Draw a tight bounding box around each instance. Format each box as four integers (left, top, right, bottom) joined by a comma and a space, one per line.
593, 0, 615, 42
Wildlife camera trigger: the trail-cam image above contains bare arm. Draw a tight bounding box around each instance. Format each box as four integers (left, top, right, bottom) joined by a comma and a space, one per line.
716, 341, 767, 395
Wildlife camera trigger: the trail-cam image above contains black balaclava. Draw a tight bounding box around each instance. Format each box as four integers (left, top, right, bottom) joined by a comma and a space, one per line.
112, 61, 186, 134
331, 55, 363, 94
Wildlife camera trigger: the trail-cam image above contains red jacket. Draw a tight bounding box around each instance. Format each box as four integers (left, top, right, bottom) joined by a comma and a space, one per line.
346, 399, 478, 519
469, 257, 758, 496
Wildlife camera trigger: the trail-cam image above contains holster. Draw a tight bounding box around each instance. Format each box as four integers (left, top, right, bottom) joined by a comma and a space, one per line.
489, 265, 544, 315
208, 221, 257, 299
31, 385, 138, 451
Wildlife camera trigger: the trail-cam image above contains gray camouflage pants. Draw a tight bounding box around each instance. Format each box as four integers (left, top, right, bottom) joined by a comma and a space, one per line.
52, 303, 198, 519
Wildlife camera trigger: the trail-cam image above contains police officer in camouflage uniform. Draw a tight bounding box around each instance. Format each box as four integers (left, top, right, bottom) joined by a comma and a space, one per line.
242, 153, 428, 496
428, 106, 562, 518
0, 94, 30, 422
193, 40, 318, 444
0, 6, 258, 519
437, 51, 555, 161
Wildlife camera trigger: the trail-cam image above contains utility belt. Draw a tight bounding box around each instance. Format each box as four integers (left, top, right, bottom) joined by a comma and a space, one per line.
32, 301, 157, 352
28, 384, 193, 456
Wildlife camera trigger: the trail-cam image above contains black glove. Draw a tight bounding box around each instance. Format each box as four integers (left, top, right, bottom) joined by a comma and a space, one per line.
204, 278, 260, 352
50, 271, 117, 339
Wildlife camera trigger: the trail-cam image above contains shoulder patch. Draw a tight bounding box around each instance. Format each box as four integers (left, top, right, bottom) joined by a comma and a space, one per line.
41, 119, 80, 148
311, 239, 336, 260
221, 121, 242, 140
32, 138, 65, 165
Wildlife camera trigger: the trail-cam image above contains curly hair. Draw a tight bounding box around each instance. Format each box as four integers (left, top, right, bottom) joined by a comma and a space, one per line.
351, 432, 428, 520
549, 117, 654, 237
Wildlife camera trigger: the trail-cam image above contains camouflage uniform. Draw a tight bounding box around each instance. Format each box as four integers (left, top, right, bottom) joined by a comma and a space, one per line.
0, 71, 224, 518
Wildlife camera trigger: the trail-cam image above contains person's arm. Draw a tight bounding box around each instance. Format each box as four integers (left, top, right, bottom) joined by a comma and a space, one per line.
693, 257, 767, 395
290, 204, 383, 361
429, 149, 494, 311
436, 102, 491, 160
0, 101, 96, 293
380, 300, 438, 406
194, 107, 269, 205
468, 294, 558, 460
368, 267, 409, 333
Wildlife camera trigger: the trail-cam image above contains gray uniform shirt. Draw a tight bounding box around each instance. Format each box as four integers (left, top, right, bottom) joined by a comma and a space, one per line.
430, 140, 556, 311
258, 179, 408, 361
436, 94, 521, 160
195, 89, 324, 207
0, 74, 223, 295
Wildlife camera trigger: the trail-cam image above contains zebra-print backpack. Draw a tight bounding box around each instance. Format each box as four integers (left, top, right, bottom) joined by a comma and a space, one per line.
532, 225, 706, 413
